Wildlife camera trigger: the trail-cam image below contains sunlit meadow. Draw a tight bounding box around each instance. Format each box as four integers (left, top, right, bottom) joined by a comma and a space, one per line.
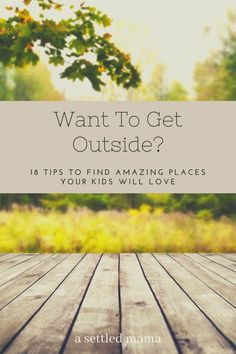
0, 207, 235, 253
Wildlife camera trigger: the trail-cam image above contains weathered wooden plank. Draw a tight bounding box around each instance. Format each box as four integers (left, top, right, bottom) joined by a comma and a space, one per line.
1, 253, 236, 354
154, 254, 236, 345
120, 254, 178, 354
0, 254, 50, 287
0, 254, 37, 272
201, 254, 236, 272
138, 254, 235, 354
186, 254, 236, 285
0, 254, 65, 310
0, 254, 21, 263
171, 254, 236, 307
219, 254, 236, 262
64, 254, 119, 354
3, 254, 101, 354
0, 254, 83, 352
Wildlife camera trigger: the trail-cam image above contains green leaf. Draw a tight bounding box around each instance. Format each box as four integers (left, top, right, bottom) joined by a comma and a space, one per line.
0, 0, 141, 90
49, 56, 64, 65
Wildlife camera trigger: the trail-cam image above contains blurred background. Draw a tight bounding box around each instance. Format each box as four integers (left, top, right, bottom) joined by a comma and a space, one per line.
1, 0, 236, 100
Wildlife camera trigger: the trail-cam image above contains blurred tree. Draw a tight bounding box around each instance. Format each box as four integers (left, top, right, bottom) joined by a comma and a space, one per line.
147, 64, 168, 100
0, 194, 40, 209
1, 192, 236, 218
0, 0, 140, 91
13, 62, 63, 100
128, 64, 167, 100
166, 81, 188, 101
194, 56, 228, 100
127, 64, 188, 101
194, 10, 236, 100
0, 63, 12, 99
0, 62, 63, 100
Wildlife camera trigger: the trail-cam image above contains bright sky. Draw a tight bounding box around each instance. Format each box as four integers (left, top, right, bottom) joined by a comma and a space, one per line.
1, 0, 236, 99
57, 0, 236, 99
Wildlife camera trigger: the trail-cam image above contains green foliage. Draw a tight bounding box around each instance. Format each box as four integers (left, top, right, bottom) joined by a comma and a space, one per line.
194, 56, 228, 100
0, 1, 141, 91
196, 209, 213, 220
1, 193, 236, 218
157, 194, 236, 218
0, 194, 41, 209
194, 10, 236, 100
41, 194, 108, 211
41, 194, 148, 211
166, 81, 188, 101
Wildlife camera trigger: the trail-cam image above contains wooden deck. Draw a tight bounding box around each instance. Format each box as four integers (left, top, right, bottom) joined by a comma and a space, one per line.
0, 253, 235, 354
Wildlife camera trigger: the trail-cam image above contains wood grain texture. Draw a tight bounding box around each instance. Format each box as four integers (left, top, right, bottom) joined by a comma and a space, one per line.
64, 254, 119, 354
120, 254, 178, 354
0, 254, 50, 287
0, 254, 65, 310
0, 254, 21, 264
0, 254, 82, 352
4, 254, 100, 354
0, 254, 37, 273
186, 253, 236, 285
154, 254, 236, 345
0, 253, 235, 354
219, 254, 236, 262
202, 254, 236, 272
171, 254, 236, 306
138, 253, 235, 354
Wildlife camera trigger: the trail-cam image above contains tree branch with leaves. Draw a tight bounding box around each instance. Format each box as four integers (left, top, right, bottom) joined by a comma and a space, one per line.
0, 0, 141, 91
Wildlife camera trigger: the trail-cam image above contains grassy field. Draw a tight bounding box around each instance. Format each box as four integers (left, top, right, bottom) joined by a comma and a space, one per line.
0, 207, 235, 253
